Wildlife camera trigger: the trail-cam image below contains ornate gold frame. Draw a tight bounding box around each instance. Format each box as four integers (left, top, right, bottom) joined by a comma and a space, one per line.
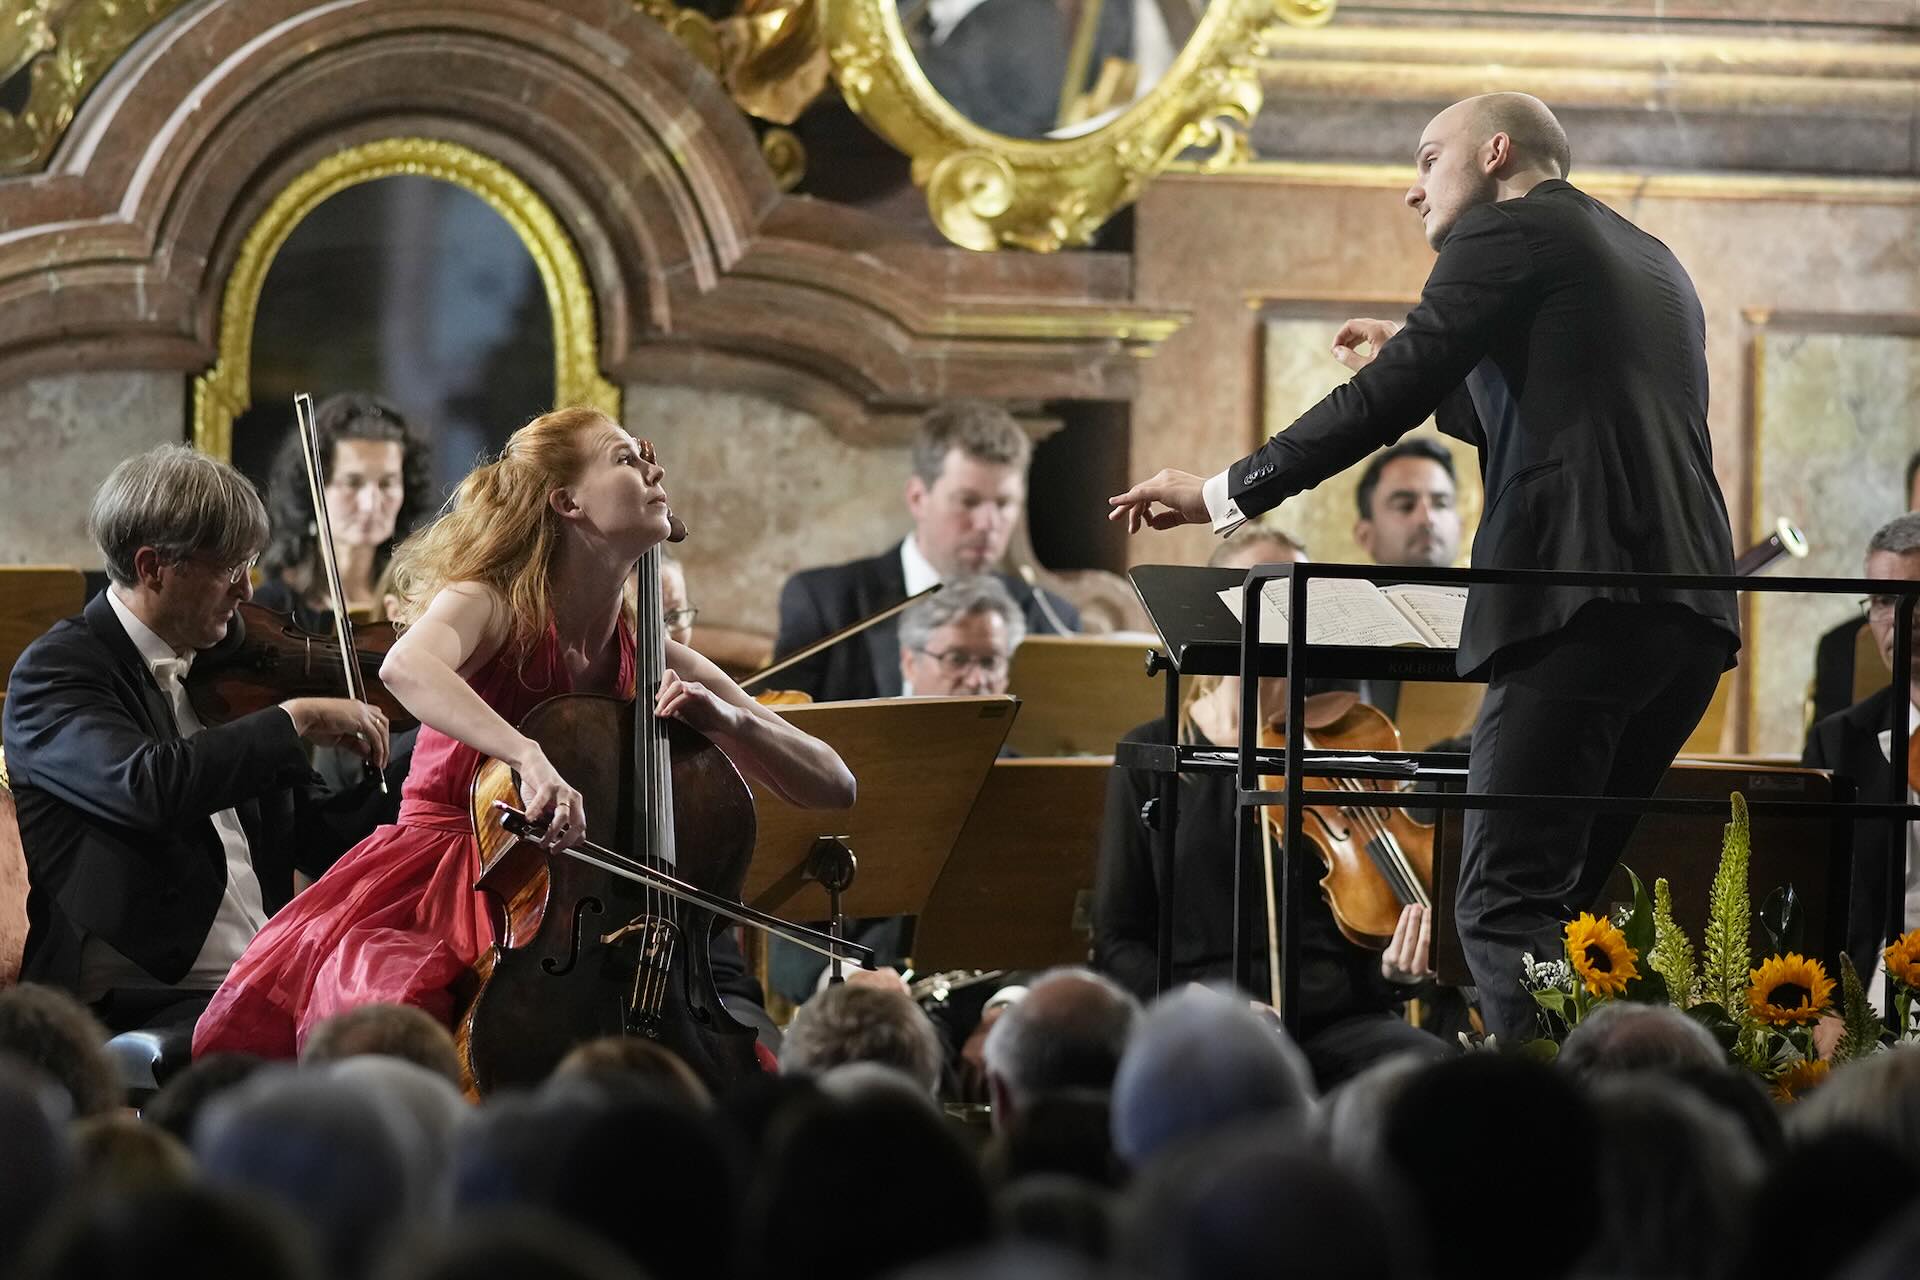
0, 0, 186, 174
818, 0, 1334, 250
192, 137, 621, 460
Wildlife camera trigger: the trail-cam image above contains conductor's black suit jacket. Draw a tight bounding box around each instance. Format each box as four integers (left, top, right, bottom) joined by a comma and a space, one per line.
1226, 179, 1741, 676
3, 592, 361, 991
774, 544, 1080, 702
1803, 686, 1907, 981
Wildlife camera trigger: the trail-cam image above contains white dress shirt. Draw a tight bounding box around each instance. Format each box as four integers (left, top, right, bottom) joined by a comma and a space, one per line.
80, 590, 269, 997
1867, 698, 1920, 1010
1202, 469, 1247, 535
900, 534, 943, 598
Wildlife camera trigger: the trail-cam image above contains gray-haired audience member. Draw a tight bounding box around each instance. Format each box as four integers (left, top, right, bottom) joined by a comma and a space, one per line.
780, 981, 944, 1096
1317, 1052, 1427, 1176
1789, 1044, 1920, 1166
1554, 999, 1725, 1079
1574, 1074, 1761, 1280
194, 1068, 423, 1280
982, 967, 1140, 1133
301, 1001, 463, 1086
898, 574, 1027, 698
1110, 985, 1317, 1168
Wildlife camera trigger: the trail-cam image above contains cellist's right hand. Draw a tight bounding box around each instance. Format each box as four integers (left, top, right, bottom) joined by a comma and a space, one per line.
517, 744, 586, 851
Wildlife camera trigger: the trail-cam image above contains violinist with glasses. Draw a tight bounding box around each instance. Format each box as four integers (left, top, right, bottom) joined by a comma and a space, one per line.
2, 445, 392, 1036
194, 406, 855, 1063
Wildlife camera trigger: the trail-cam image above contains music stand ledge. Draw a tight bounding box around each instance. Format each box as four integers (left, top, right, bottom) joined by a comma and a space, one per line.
749, 696, 1016, 921
913, 756, 1112, 972
1005, 636, 1165, 757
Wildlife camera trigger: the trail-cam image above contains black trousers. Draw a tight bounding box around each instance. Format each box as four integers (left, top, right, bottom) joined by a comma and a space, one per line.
1457, 602, 1729, 1041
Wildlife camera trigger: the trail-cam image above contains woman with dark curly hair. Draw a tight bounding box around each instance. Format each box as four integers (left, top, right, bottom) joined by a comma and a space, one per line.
255, 392, 434, 630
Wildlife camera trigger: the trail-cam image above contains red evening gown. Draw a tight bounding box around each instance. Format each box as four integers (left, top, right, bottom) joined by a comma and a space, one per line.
193, 623, 633, 1060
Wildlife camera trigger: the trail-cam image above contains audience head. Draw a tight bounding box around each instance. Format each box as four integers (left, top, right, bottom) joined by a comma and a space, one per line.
1554, 999, 1725, 1080
261, 391, 430, 591
1863, 513, 1920, 684
551, 1034, 711, 1108
987, 1088, 1118, 1187
781, 979, 944, 1095
1382, 1051, 1597, 1280
19, 1185, 319, 1280
1206, 524, 1307, 571
70, 1113, 196, 1198
740, 1085, 990, 1280
374, 1209, 648, 1280
906, 401, 1032, 579
982, 967, 1139, 1132
1317, 1051, 1427, 1176
0, 983, 120, 1117
88, 444, 267, 651
1735, 1129, 1920, 1280
141, 1051, 268, 1145
898, 574, 1025, 697
1576, 1073, 1762, 1280
1408, 93, 1570, 248
1789, 1044, 1920, 1166
301, 1001, 464, 1086
1126, 1128, 1408, 1280
1110, 985, 1317, 1168
0, 1058, 74, 1275
994, 1174, 1115, 1263
1353, 437, 1461, 568
194, 1067, 421, 1279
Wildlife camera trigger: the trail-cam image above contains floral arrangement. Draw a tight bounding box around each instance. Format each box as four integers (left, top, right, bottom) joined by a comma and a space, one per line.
1520, 792, 1920, 1100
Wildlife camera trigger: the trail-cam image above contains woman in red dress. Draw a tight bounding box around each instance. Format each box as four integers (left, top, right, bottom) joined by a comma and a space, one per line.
194, 406, 856, 1060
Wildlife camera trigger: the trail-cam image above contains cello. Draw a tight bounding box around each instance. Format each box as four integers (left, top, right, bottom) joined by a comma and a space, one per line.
454, 460, 861, 1095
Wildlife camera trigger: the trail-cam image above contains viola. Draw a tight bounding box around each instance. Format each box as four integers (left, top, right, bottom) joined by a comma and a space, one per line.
1258, 697, 1433, 951
185, 599, 415, 730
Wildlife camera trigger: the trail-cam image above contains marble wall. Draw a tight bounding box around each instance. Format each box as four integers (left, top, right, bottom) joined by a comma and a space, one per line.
622, 384, 911, 638
0, 372, 184, 567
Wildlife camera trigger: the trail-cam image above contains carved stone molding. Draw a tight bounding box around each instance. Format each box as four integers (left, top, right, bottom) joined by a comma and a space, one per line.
0, 0, 187, 173
0, 0, 1185, 439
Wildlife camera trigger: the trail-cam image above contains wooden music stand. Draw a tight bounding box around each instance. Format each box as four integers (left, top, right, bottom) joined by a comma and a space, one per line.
1005, 635, 1165, 757
0, 567, 84, 744
746, 696, 1017, 921
913, 756, 1113, 971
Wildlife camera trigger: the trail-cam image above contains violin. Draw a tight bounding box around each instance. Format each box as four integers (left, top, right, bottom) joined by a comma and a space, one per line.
1258, 695, 1433, 952
184, 600, 414, 730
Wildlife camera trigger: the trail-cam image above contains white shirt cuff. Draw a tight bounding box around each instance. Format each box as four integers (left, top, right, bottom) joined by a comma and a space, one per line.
1203, 468, 1246, 535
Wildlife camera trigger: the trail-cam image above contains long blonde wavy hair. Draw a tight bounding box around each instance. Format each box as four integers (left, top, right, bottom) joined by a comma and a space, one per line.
386, 405, 630, 663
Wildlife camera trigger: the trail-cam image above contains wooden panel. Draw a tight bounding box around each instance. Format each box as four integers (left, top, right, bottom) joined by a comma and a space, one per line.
914, 757, 1111, 972
0, 771, 25, 988
1005, 636, 1165, 757
0, 567, 84, 697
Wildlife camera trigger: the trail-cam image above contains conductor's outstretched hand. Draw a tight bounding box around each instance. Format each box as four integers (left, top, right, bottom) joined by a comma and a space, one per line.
1108, 468, 1209, 533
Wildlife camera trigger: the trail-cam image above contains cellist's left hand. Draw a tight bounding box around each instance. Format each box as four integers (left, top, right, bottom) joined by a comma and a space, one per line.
655, 668, 743, 737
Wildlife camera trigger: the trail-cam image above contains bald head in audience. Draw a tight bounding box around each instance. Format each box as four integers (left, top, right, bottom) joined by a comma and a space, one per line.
982, 967, 1140, 1134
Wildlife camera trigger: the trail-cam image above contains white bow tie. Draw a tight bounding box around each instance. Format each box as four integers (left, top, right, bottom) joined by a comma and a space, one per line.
151, 656, 193, 685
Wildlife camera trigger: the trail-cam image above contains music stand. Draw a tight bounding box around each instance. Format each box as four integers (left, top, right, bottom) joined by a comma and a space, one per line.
913, 756, 1112, 971
1005, 636, 1166, 757
747, 696, 1017, 923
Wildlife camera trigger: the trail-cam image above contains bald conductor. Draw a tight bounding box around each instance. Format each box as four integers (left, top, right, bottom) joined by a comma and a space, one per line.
1110, 95, 1741, 1040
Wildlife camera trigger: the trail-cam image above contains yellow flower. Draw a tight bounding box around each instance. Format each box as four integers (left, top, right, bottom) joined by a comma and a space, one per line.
1771, 1057, 1830, 1103
1746, 954, 1835, 1026
1565, 912, 1639, 998
1885, 929, 1920, 991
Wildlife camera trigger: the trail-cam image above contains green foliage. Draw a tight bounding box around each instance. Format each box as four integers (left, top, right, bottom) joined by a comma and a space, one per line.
1700, 793, 1754, 1034
1648, 875, 1698, 1008
1759, 884, 1804, 958
1833, 952, 1886, 1064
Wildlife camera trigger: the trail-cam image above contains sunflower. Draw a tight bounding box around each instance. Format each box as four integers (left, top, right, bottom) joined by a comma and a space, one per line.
1885, 929, 1920, 991
1565, 912, 1639, 998
1771, 1057, 1830, 1103
1746, 953, 1835, 1026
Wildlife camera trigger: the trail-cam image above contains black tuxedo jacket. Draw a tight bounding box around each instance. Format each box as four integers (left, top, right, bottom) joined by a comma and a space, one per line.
1228, 179, 1740, 676
2, 592, 361, 990
773, 543, 1081, 702
1803, 686, 1908, 980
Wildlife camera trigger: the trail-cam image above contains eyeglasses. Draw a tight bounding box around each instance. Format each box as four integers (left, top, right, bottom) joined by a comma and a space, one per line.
1860, 593, 1919, 621
915, 647, 1010, 677
664, 607, 699, 630
177, 552, 259, 585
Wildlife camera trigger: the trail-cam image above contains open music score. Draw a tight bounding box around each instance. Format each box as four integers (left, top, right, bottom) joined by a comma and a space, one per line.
1219, 578, 1468, 650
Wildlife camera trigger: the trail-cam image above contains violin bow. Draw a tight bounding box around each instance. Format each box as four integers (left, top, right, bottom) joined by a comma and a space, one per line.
294, 391, 387, 795
739, 584, 942, 692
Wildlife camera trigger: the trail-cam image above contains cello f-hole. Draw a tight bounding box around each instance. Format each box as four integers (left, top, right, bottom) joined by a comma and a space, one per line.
542, 895, 604, 976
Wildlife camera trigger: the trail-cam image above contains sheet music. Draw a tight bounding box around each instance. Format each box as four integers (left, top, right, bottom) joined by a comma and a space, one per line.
1380, 585, 1468, 648
1217, 578, 1427, 647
